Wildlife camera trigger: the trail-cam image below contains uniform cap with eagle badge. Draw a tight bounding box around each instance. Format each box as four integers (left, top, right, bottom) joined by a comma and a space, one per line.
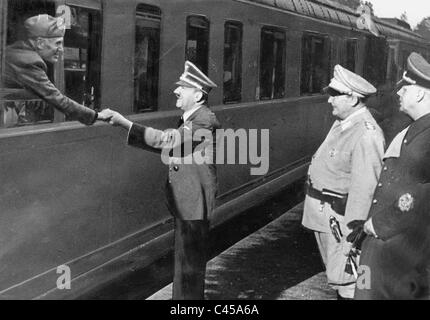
323, 64, 377, 98
396, 52, 430, 90
176, 61, 217, 94
24, 14, 66, 38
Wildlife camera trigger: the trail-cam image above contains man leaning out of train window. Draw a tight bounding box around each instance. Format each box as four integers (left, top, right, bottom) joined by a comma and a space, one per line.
4, 14, 110, 125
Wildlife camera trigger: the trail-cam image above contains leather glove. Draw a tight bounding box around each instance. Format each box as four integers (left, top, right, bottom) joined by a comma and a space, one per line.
346, 220, 365, 243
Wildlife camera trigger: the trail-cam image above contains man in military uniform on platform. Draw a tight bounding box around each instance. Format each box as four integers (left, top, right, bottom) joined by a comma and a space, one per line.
355, 53, 430, 300
302, 65, 385, 299
103, 61, 220, 300
3, 14, 107, 125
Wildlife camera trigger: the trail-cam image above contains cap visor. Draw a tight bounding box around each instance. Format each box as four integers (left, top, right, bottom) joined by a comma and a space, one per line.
321, 86, 343, 96
175, 80, 195, 88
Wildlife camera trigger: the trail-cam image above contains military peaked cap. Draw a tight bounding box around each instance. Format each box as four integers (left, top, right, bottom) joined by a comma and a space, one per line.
176, 61, 217, 94
323, 65, 377, 98
397, 52, 430, 90
24, 14, 66, 38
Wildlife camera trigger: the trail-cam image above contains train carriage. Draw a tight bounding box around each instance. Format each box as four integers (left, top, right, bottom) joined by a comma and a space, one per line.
0, 0, 429, 299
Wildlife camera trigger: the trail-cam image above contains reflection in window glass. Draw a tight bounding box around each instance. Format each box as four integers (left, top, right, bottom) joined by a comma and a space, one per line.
2, 0, 56, 128
260, 27, 286, 100
134, 4, 161, 112
64, 5, 102, 120
186, 16, 209, 75
346, 39, 357, 72
301, 33, 331, 95
223, 21, 242, 104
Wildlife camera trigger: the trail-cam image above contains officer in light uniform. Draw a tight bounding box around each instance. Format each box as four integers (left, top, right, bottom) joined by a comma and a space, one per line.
302, 65, 385, 299
355, 53, 430, 300
102, 61, 220, 300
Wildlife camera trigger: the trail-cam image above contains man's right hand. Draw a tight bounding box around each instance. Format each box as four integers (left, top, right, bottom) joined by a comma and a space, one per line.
98, 108, 133, 130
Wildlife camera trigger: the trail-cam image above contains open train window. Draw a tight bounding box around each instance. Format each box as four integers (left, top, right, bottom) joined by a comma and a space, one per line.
259, 27, 286, 100
186, 16, 209, 75
134, 4, 161, 113
0, 0, 102, 129
1, 0, 56, 128
300, 32, 331, 95
223, 21, 242, 104
345, 39, 357, 72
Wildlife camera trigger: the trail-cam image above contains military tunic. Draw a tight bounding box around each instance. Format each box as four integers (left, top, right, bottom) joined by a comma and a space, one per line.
355, 113, 430, 300
4, 40, 97, 125
302, 107, 385, 293
127, 105, 221, 300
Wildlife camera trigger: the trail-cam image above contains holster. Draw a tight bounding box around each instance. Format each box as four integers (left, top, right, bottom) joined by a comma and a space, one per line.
305, 178, 348, 216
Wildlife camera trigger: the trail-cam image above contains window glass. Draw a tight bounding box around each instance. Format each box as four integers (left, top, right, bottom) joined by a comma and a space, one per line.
64, 5, 102, 120
223, 21, 242, 104
386, 46, 397, 84
134, 4, 161, 113
363, 36, 388, 87
345, 39, 357, 72
260, 27, 286, 100
1, 0, 102, 129
186, 16, 209, 75
301, 33, 331, 95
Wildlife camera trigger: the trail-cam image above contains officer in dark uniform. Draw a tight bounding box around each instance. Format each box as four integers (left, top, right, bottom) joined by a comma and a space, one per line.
355, 52, 430, 299
3, 14, 108, 125
103, 61, 220, 300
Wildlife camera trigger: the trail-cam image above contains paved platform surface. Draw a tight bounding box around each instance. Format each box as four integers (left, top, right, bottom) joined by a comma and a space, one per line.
147, 203, 336, 300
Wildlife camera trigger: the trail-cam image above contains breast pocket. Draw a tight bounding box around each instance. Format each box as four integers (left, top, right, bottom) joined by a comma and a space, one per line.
330, 149, 351, 173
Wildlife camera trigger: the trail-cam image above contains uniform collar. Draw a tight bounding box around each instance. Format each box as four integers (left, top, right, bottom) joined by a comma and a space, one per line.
183, 104, 203, 122
404, 112, 430, 145
339, 107, 367, 131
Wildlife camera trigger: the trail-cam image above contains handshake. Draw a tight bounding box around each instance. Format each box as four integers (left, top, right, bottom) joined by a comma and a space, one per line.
96, 108, 133, 130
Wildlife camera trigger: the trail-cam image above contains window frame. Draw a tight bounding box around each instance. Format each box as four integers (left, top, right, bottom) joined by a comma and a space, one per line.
345, 38, 358, 73
223, 20, 243, 104
300, 31, 331, 96
133, 3, 162, 113
185, 15, 210, 75
259, 25, 286, 101
0, 0, 103, 129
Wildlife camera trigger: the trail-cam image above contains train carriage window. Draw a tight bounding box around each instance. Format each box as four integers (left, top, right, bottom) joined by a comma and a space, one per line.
301, 33, 331, 95
0, 0, 102, 129
259, 27, 286, 100
1, 0, 56, 128
386, 46, 397, 84
345, 39, 357, 72
134, 4, 161, 113
64, 5, 102, 119
363, 36, 388, 88
186, 16, 209, 75
224, 21, 242, 104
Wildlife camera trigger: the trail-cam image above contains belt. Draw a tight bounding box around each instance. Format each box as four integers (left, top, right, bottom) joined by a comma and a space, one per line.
305, 180, 348, 216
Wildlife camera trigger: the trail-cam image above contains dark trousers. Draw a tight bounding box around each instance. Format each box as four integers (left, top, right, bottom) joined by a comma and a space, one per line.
172, 219, 209, 300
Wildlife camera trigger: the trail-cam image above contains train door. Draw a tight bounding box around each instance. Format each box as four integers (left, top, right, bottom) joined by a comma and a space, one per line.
0, 0, 102, 129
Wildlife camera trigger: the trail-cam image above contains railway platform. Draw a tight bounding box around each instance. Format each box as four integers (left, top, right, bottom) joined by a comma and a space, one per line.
147, 203, 336, 300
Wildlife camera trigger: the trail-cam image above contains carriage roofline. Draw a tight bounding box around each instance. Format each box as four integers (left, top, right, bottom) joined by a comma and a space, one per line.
233, 0, 427, 43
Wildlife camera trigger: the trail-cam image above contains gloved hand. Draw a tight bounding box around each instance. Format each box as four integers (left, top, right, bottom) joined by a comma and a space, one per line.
346, 220, 365, 243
